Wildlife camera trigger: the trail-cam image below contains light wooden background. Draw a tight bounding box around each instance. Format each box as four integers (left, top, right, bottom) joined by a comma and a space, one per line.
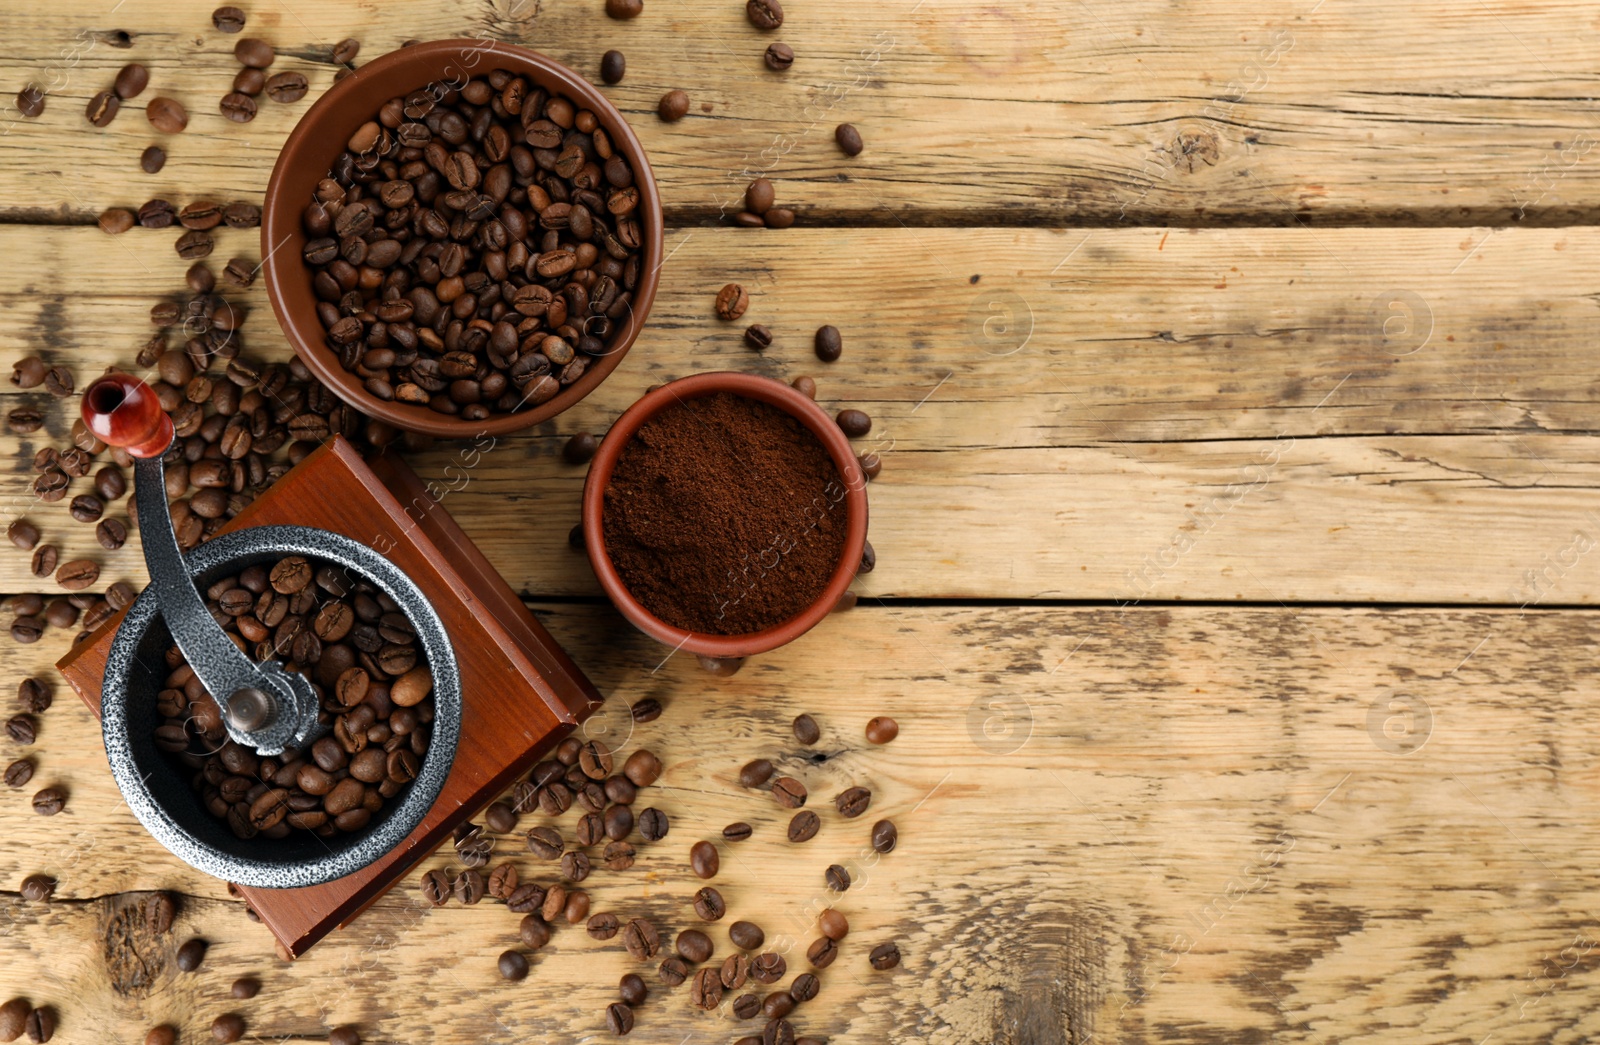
2, 2, 1600, 1043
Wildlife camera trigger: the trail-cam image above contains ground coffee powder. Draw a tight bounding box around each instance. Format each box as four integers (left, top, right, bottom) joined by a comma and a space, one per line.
602, 392, 847, 634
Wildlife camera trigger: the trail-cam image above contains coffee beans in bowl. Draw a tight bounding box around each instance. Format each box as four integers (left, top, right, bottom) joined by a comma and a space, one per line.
584, 373, 869, 658
262, 41, 662, 437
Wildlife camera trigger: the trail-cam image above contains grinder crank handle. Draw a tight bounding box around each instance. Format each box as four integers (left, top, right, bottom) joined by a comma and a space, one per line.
82, 374, 323, 756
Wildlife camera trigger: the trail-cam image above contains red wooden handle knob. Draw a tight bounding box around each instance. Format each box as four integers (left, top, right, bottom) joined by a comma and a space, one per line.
82, 373, 173, 459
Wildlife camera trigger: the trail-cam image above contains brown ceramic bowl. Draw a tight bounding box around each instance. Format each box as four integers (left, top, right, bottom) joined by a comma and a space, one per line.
261, 40, 663, 438
583, 373, 869, 659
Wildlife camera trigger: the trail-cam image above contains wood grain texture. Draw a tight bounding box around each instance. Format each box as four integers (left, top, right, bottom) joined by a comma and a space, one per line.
0, 225, 1596, 603
5, 2, 1600, 223
2, 603, 1599, 1044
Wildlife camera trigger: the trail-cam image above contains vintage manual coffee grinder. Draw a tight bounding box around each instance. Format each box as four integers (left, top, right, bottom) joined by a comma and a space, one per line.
59, 373, 602, 958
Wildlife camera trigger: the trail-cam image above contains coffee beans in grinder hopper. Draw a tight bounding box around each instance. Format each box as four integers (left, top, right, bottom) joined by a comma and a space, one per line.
153, 554, 436, 840
298, 70, 645, 422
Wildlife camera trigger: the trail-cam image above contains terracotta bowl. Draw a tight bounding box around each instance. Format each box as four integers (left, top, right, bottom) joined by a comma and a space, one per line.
582, 372, 869, 659
261, 39, 663, 438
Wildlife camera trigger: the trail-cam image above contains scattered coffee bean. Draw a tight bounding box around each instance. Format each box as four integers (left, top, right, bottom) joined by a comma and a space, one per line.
2, 760, 31, 788
858, 452, 882, 481
99, 207, 136, 235
739, 758, 774, 788
872, 818, 897, 853
751, 951, 786, 984
691, 966, 723, 1010
792, 713, 820, 745
729, 919, 765, 950
520, 914, 552, 949
16, 678, 48, 715
265, 72, 308, 103
836, 786, 871, 819
771, 776, 807, 808
814, 325, 842, 362
715, 283, 750, 320
692, 885, 726, 921
561, 850, 592, 882
787, 810, 820, 842
23, 1007, 53, 1044
806, 935, 839, 969
11, 357, 45, 389
836, 408, 872, 437
222, 201, 261, 227
762, 991, 795, 1019
747, 0, 784, 29
0, 999, 25, 1040
563, 432, 598, 465
28, 546, 55, 579
43, 366, 73, 398
836, 123, 864, 156
69, 494, 103, 523
485, 800, 518, 833
506, 883, 543, 914
235, 38, 274, 68
722, 821, 752, 842
658, 956, 688, 986
113, 63, 149, 100
230, 977, 260, 1000
733, 994, 761, 1020
56, 559, 100, 590
865, 715, 898, 744
606, 1001, 634, 1035
31, 787, 64, 815
212, 6, 246, 31
622, 916, 660, 960
455, 869, 486, 904
869, 941, 900, 969
619, 972, 648, 1006
87, 90, 121, 126
689, 840, 719, 879
859, 540, 877, 573
233, 67, 264, 96
744, 324, 773, 351
623, 749, 662, 787
329, 1026, 360, 1045
139, 144, 167, 173
765, 43, 795, 70
7, 716, 36, 744
219, 91, 257, 121
630, 697, 662, 723
677, 927, 713, 963
8, 520, 38, 551
498, 949, 529, 980
658, 89, 689, 122
825, 863, 850, 892
332, 38, 361, 64
16, 86, 44, 118
605, 0, 643, 17
146, 1026, 177, 1045
144, 892, 176, 934
146, 97, 189, 133
819, 908, 849, 940
601, 50, 626, 83
745, 178, 775, 214
212, 1014, 245, 1043
175, 229, 214, 259
19, 874, 54, 902
176, 937, 208, 972
588, 912, 621, 940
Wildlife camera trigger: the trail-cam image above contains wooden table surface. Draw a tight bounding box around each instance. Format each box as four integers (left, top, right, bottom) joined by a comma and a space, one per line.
4, 2, 1600, 1043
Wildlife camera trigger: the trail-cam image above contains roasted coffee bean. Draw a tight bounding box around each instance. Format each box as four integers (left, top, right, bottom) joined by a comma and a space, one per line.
836, 786, 871, 818
836, 408, 871, 437
29, 545, 57, 578
745, 178, 776, 214
747, 0, 784, 29
8, 520, 38, 551
230, 977, 260, 1000
622, 749, 661, 787
563, 432, 598, 464
24, 1007, 54, 1044
691, 966, 723, 1010
454, 869, 486, 905
487, 862, 518, 899
765, 43, 795, 70
219, 91, 259, 122
866, 716, 898, 743
17, 678, 50, 715
729, 920, 765, 950
213, 5, 246, 30
630, 698, 662, 723
869, 940, 901, 969
742, 323, 773, 351
113, 63, 149, 100
723, 821, 753, 842
622, 916, 660, 960
4, 759, 34, 788
146, 97, 188, 133
16, 86, 44, 118
740, 758, 775, 788
212, 1014, 244, 1043
12, 594, 43, 617
485, 800, 518, 833
87, 90, 121, 126
56, 559, 100, 590
871, 817, 897, 852
175, 937, 208, 972
332, 37, 361, 64
859, 540, 877, 574
561, 850, 591, 882
715, 283, 750, 320
20, 874, 54, 902
11, 357, 45, 389
579, 739, 614, 779
507, 883, 545, 914
142, 893, 177, 934
733, 994, 761, 1020
814, 324, 842, 362
265, 72, 308, 103
751, 951, 786, 984
605, 1002, 634, 1036
691, 884, 727, 921
420, 867, 452, 904
6, 716, 36, 744
605, 0, 643, 16
619, 972, 648, 1006
721, 952, 752, 990
576, 810, 605, 847
825, 863, 851, 892
791, 972, 819, 1002
10, 618, 42, 644
603, 803, 634, 841
806, 935, 839, 969
657, 956, 688, 986
762, 992, 795, 1019
859, 452, 883, 481
175, 229, 214, 259
658, 89, 689, 122
32, 785, 68, 816
677, 927, 713, 963
43, 366, 73, 397
139, 198, 177, 228
140, 145, 167, 173
787, 810, 820, 842
601, 50, 626, 83
69, 494, 103, 523
235, 38, 274, 67
222, 201, 261, 227
689, 840, 719, 879
588, 912, 621, 940
836, 122, 864, 156
771, 777, 807, 808
99, 207, 136, 234
8, 408, 42, 434
819, 908, 849, 941
792, 713, 820, 745
492, 948, 528, 982
565, 886, 590, 924
223, 257, 256, 287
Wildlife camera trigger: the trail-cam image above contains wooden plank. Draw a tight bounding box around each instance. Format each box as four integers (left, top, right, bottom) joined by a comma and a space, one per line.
4, 2, 1600, 223
0, 225, 1595, 603
3, 603, 1600, 1044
